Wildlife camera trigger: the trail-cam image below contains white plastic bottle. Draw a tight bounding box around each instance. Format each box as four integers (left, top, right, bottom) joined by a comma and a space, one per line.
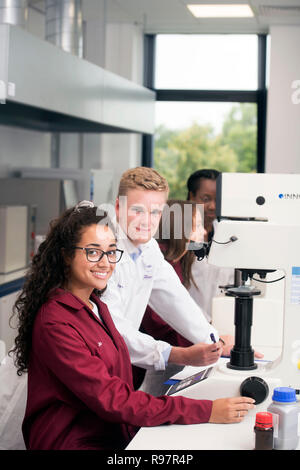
267, 387, 300, 450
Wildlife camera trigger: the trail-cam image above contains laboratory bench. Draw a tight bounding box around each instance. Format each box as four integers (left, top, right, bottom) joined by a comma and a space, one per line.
0, 269, 26, 298
127, 348, 300, 451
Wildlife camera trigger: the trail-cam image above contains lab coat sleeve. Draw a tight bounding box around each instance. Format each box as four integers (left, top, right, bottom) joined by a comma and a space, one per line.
141, 305, 192, 348
148, 257, 219, 345
102, 281, 172, 370
37, 320, 212, 428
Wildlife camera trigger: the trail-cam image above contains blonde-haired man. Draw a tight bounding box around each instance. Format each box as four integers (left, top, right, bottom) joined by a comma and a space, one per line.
102, 167, 227, 378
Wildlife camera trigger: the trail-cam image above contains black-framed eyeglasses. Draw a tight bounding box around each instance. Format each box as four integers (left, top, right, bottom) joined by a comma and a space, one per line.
73, 246, 124, 263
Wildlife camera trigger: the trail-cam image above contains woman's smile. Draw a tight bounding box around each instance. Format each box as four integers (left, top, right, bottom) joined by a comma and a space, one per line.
90, 270, 110, 279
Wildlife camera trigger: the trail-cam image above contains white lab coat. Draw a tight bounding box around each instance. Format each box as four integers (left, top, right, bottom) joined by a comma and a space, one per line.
101, 232, 218, 371
0, 354, 27, 450
188, 220, 234, 323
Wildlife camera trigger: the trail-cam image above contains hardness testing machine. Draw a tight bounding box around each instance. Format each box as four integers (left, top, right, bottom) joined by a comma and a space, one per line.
167, 173, 300, 408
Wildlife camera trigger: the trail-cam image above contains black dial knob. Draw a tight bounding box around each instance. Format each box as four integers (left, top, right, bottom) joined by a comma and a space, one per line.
240, 376, 269, 404
256, 196, 265, 206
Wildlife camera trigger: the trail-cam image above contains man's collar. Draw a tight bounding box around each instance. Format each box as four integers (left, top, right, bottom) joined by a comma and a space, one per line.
115, 223, 153, 257
120, 235, 142, 256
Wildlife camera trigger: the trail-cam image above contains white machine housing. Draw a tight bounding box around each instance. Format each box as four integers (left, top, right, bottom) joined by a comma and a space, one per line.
210, 173, 300, 387
170, 173, 300, 407
216, 172, 300, 224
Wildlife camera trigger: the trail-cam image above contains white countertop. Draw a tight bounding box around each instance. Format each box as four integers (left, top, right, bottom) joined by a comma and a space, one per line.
127, 347, 300, 451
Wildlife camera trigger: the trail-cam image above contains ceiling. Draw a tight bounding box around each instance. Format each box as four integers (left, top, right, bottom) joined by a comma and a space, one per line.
29, 0, 300, 34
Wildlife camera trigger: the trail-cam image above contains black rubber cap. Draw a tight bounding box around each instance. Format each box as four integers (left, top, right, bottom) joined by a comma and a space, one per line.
240, 376, 269, 404
256, 196, 265, 205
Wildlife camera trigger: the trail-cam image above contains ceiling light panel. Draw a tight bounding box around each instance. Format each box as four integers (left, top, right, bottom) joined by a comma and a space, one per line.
187, 4, 254, 18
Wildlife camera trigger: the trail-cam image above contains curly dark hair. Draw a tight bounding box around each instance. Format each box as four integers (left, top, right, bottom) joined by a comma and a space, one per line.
10, 205, 114, 376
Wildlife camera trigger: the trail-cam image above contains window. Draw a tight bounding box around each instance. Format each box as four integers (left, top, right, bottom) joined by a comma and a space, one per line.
143, 34, 267, 199
155, 34, 258, 90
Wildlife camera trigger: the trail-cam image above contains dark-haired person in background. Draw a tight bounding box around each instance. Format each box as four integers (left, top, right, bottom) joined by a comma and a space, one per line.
186, 169, 234, 323
187, 169, 219, 244
140, 200, 204, 351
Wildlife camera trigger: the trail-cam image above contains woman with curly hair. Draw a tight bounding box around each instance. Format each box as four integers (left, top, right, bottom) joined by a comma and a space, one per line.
11, 202, 255, 450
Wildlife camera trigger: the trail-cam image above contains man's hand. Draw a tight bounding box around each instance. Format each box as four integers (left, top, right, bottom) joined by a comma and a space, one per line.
169, 342, 223, 367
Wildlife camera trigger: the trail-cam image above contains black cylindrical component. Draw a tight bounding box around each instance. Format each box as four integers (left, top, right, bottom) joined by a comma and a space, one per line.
240, 376, 269, 404
227, 294, 257, 370
234, 269, 242, 287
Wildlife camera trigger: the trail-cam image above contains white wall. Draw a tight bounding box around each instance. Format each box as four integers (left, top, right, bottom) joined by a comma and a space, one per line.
265, 26, 300, 174
0, 126, 51, 171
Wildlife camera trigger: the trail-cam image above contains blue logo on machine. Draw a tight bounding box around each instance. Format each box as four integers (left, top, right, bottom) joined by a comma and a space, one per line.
278, 193, 300, 199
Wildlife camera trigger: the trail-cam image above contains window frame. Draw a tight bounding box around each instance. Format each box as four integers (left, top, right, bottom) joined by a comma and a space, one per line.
142, 33, 267, 173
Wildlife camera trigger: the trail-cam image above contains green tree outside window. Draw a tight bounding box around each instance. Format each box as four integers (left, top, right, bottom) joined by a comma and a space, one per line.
154, 103, 257, 199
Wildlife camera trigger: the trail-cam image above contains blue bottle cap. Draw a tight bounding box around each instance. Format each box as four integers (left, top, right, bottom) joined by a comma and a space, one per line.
272, 387, 297, 403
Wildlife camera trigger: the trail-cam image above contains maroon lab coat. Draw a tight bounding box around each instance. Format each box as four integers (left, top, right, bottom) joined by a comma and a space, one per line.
22, 288, 212, 450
